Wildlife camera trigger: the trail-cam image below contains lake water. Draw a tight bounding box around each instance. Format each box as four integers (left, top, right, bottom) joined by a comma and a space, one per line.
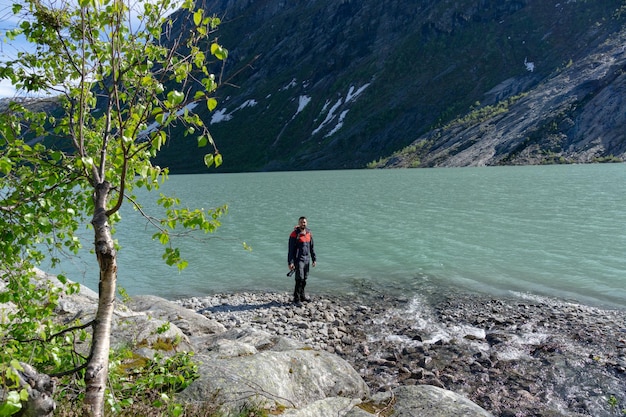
53, 164, 626, 310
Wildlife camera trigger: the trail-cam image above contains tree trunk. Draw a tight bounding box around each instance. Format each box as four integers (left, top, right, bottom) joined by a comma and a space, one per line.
84, 181, 117, 417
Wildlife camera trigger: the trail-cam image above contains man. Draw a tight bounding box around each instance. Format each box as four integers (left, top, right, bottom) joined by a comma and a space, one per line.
288, 216, 317, 304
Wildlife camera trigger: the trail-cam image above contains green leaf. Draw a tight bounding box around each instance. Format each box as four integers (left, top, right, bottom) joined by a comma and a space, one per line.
155, 112, 166, 124
140, 75, 152, 86
197, 136, 207, 147
81, 156, 94, 168
202, 75, 217, 93
19, 388, 28, 401
203, 154, 214, 168
0, 157, 12, 175
204, 153, 215, 168
167, 90, 185, 107
152, 131, 165, 152
207, 97, 217, 111
210, 43, 228, 60
0, 391, 22, 415
209, 17, 221, 29
177, 259, 189, 270
215, 153, 223, 168
171, 403, 184, 417
193, 9, 203, 26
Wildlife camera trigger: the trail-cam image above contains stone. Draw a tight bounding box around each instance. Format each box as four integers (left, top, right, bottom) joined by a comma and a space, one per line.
179, 348, 370, 413
389, 385, 493, 417
0, 362, 56, 417
126, 294, 226, 336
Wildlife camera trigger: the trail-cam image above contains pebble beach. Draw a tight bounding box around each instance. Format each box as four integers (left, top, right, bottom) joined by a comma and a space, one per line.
176, 288, 626, 417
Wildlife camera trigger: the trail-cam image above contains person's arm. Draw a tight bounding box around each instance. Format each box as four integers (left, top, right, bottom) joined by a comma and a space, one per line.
310, 234, 316, 266
288, 233, 296, 268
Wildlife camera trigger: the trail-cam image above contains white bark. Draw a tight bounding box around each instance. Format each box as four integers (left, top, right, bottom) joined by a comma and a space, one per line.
84, 181, 117, 417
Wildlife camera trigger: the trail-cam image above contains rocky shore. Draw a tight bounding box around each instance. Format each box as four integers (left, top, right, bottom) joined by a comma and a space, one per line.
176, 289, 626, 417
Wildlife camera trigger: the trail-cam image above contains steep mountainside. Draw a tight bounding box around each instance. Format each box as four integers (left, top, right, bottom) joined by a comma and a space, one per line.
153, 0, 626, 173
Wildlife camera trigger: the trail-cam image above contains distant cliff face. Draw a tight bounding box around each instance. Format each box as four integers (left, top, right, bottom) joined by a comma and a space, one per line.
378, 21, 626, 168
154, 0, 626, 173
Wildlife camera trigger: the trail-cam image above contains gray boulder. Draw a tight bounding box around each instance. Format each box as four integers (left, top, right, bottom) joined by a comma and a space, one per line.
281, 397, 363, 417
110, 313, 193, 355
193, 325, 305, 353
118, 294, 227, 356
0, 362, 55, 417
126, 294, 227, 337
112, 295, 372, 415
362, 385, 493, 417
181, 348, 369, 412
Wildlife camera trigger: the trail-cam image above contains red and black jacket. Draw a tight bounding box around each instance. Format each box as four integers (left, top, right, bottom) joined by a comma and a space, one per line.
288, 227, 316, 265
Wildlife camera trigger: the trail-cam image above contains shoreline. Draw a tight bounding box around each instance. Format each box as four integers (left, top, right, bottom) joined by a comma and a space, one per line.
175, 288, 626, 416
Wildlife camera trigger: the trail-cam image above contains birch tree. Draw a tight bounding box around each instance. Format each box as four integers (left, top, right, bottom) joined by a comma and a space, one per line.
0, 0, 228, 414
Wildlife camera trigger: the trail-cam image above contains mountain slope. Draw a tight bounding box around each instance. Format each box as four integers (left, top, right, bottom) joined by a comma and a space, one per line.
153, 0, 626, 173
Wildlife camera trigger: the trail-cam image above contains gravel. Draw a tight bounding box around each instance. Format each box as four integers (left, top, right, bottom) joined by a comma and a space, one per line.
176, 288, 626, 417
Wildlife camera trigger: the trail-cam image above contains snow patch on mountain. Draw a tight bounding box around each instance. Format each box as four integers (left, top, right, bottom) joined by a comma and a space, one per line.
312, 83, 370, 136
210, 99, 258, 124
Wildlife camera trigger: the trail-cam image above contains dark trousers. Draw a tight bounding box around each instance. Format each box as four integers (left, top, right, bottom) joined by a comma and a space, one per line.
293, 260, 310, 301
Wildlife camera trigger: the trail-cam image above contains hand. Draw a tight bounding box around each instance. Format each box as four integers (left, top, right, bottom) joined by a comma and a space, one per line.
289, 264, 295, 270
312, 261, 316, 267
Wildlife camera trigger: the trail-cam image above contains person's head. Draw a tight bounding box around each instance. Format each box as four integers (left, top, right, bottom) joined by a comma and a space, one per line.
298, 216, 307, 230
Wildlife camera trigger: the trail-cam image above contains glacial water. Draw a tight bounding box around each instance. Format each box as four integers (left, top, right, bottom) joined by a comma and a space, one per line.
51, 163, 626, 310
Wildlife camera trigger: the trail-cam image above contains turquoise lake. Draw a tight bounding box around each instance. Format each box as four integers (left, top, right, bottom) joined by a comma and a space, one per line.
51, 164, 626, 309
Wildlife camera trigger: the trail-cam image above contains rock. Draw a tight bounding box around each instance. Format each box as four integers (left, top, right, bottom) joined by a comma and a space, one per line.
209, 338, 258, 357
281, 397, 362, 417
344, 386, 493, 416
193, 325, 305, 354
388, 385, 493, 417
110, 314, 193, 355
126, 294, 226, 336
180, 347, 369, 413
0, 362, 56, 417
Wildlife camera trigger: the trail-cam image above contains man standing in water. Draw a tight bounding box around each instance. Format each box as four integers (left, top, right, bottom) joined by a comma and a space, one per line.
288, 216, 317, 304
